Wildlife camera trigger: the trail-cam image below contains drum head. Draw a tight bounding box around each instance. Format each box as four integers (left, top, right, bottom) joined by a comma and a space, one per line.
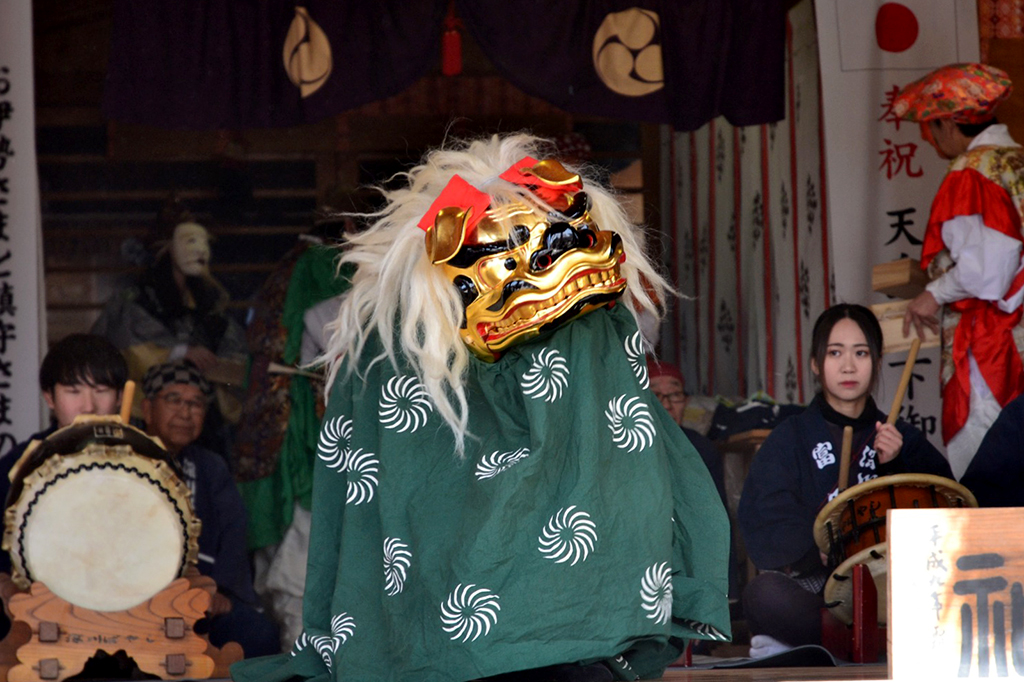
823, 543, 887, 625
812, 473, 977, 556
3, 418, 200, 611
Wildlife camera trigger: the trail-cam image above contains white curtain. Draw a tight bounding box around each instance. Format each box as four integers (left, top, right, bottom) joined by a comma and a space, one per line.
660, 0, 828, 406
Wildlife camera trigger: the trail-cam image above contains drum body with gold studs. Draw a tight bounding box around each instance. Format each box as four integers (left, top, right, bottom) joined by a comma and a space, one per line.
813, 473, 976, 565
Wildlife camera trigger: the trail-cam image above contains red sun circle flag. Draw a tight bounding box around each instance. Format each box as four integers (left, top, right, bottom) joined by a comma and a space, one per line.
875, 3, 919, 53
835, 0, 963, 72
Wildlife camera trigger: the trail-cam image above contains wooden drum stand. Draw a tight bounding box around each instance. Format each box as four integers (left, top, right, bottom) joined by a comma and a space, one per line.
0, 571, 241, 681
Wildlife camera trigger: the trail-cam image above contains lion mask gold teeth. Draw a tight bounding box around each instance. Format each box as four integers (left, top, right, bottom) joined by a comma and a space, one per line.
419, 158, 627, 362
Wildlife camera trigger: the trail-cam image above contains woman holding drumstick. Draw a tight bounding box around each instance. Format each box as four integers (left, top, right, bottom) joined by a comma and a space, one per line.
738, 304, 952, 658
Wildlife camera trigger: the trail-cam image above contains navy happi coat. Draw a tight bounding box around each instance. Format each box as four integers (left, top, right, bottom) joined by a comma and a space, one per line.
739, 394, 952, 571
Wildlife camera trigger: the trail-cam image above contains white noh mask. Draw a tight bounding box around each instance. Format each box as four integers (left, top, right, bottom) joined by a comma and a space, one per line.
170, 222, 211, 277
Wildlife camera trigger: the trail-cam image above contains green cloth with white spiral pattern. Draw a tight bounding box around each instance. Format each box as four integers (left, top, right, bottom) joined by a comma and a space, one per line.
230, 305, 731, 682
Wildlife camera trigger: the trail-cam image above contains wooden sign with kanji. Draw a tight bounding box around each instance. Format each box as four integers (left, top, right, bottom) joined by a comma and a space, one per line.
889, 507, 1024, 679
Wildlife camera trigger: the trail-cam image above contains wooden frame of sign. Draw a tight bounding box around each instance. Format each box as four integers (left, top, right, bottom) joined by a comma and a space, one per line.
888, 507, 1024, 679
0, 571, 241, 682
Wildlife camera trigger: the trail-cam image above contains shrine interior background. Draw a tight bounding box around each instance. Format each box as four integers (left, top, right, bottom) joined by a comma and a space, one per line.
663, 0, 1024, 404
35, 0, 655, 349
30, 0, 1024, 407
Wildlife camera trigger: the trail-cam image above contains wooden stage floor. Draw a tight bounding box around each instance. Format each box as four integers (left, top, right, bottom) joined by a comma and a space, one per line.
656, 664, 889, 681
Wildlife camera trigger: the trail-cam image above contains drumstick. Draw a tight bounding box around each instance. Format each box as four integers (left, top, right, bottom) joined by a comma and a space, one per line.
120, 380, 136, 423
267, 361, 320, 379
837, 425, 853, 493
887, 337, 922, 425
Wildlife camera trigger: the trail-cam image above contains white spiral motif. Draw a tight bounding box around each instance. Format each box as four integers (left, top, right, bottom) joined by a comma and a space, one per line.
310, 635, 338, 670
440, 584, 501, 642
680, 619, 729, 641
624, 331, 649, 388
383, 537, 412, 596
290, 632, 309, 656
331, 612, 356, 643
346, 449, 379, 505
475, 447, 531, 480
521, 348, 570, 402
300, 613, 355, 670
605, 395, 656, 452
640, 562, 673, 625
379, 375, 433, 433
537, 505, 597, 566
317, 415, 352, 471
611, 655, 637, 678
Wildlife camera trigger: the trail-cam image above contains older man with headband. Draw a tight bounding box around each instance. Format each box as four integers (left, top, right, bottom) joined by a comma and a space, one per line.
141, 359, 279, 657
896, 63, 1024, 478
648, 359, 738, 605
648, 360, 725, 494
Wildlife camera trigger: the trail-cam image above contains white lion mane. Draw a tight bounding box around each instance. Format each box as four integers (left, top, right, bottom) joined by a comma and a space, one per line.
321, 133, 670, 456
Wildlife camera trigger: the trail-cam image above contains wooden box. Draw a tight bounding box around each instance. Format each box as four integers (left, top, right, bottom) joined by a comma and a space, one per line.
872, 258, 930, 299
870, 299, 939, 354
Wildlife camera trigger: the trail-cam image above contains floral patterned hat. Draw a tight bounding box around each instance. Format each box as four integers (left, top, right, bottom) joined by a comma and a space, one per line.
893, 63, 1012, 124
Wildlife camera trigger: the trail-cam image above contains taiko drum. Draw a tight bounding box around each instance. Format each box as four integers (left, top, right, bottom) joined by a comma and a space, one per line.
813, 473, 976, 567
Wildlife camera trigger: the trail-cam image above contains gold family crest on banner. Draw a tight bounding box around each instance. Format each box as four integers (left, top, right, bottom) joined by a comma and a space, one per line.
591, 8, 663, 97
283, 6, 333, 98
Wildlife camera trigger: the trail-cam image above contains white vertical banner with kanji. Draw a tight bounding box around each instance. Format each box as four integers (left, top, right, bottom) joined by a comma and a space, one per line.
0, 0, 45, 452
814, 0, 978, 454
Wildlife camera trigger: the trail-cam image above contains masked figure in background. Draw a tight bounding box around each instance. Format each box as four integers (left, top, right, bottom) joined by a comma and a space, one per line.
896, 64, 1024, 478
92, 208, 247, 450
231, 135, 731, 682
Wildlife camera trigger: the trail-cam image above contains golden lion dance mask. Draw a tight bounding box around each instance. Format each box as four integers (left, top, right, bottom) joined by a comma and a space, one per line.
418, 157, 627, 362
